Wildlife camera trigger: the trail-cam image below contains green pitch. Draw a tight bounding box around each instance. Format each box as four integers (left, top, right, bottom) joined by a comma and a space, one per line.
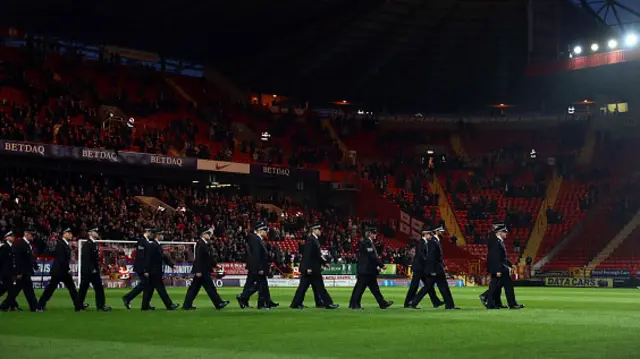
1, 287, 639, 359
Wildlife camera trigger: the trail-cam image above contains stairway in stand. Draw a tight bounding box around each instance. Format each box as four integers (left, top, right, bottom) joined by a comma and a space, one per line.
430, 176, 466, 245
164, 77, 196, 106
577, 123, 596, 166
520, 170, 563, 265
587, 210, 640, 270
450, 133, 468, 161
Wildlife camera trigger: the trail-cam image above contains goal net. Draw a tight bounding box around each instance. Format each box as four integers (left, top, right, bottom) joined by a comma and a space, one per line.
76, 240, 197, 289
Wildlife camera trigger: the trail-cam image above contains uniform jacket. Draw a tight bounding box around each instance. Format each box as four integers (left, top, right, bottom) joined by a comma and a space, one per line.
300, 234, 325, 274
426, 238, 446, 275
487, 236, 513, 274
50, 239, 73, 277
357, 238, 384, 276
14, 239, 38, 277
144, 240, 175, 275
81, 239, 101, 275
192, 239, 217, 275
245, 233, 269, 275
411, 238, 429, 274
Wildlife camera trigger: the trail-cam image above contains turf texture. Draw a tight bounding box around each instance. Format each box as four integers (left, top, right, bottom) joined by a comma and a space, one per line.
0, 287, 638, 359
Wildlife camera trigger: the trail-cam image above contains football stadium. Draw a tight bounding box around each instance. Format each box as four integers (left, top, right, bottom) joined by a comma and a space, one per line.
2, 1, 640, 358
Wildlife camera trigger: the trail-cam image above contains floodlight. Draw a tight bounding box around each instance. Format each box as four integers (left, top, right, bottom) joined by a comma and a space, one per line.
607, 39, 618, 49
573, 45, 582, 55
590, 43, 599, 51
625, 34, 638, 47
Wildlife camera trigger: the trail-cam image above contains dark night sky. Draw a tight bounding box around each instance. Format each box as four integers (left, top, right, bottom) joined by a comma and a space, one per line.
576, 0, 640, 28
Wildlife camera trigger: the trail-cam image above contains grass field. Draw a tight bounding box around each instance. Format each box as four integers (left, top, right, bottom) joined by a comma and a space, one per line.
1, 286, 639, 359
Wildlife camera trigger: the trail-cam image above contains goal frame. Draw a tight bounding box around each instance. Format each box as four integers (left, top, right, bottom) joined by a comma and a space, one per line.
77, 239, 197, 287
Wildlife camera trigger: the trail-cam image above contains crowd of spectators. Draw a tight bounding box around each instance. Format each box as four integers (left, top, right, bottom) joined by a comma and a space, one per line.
0, 166, 408, 276
2, 43, 349, 170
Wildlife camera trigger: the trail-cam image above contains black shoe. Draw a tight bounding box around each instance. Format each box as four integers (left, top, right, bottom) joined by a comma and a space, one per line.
168, 304, 179, 311
268, 301, 280, 308
499, 305, 508, 309
182, 306, 197, 311
98, 306, 112, 312
509, 304, 525, 309
141, 306, 156, 311
325, 304, 339, 310
122, 297, 131, 310
82, 303, 89, 310
408, 303, 422, 309
350, 306, 364, 310
433, 301, 445, 309
479, 295, 489, 309
258, 306, 271, 311
487, 306, 501, 310
446, 306, 461, 310
39, 305, 46, 312
236, 295, 249, 309
380, 301, 393, 309
289, 305, 305, 310
216, 301, 230, 310
75, 308, 86, 312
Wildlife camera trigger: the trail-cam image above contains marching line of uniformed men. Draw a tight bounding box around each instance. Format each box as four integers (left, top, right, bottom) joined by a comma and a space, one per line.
0, 221, 524, 312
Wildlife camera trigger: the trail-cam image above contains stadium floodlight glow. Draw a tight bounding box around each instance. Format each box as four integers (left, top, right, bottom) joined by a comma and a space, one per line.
625, 33, 638, 47
573, 45, 582, 55
590, 43, 599, 52
608, 39, 618, 49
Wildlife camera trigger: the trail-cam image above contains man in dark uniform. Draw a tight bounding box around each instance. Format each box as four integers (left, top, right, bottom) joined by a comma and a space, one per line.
38, 228, 84, 311
408, 226, 460, 310
236, 221, 277, 310
290, 224, 339, 309
484, 223, 524, 310
404, 230, 444, 309
122, 228, 154, 309
76, 228, 111, 312
0, 229, 41, 311
182, 228, 230, 310
141, 230, 179, 311
348, 227, 393, 310
0, 231, 21, 311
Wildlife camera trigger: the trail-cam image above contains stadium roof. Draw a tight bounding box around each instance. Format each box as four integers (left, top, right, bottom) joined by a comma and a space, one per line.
1, 0, 598, 111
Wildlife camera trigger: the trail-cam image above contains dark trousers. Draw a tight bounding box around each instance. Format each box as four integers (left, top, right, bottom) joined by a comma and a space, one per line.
77, 272, 106, 309
0, 276, 19, 309
404, 273, 443, 307
142, 274, 174, 309
481, 286, 503, 306
413, 273, 456, 308
487, 271, 517, 307
349, 274, 386, 308
313, 288, 324, 306
39, 273, 80, 309
123, 272, 148, 302
1, 275, 39, 311
183, 274, 223, 308
239, 273, 271, 307
290, 273, 334, 307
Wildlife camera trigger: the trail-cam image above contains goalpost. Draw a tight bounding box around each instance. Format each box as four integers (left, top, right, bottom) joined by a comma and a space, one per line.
77, 240, 197, 287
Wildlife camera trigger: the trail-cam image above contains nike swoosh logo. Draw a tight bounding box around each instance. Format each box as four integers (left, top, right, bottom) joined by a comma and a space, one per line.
215, 164, 231, 170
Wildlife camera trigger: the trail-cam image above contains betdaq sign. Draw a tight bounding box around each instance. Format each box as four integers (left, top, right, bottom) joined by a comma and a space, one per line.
3, 141, 48, 155
0, 140, 197, 169
250, 164, 319, 181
